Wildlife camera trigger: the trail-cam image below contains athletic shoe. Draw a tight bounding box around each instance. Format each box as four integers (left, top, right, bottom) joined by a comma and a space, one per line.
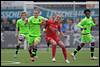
71, 53, 76, 61
65, 59, 70, 63
52, 58, 56, 62
90, 56, 98, 60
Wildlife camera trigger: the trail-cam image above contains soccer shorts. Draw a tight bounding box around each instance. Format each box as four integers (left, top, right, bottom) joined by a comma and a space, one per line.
28, 35, 41, 45
81, 34, 95, 43
45, 36, 60, 44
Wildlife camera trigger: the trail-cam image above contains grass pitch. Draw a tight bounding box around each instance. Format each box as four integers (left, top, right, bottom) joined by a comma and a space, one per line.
1, 48, 99, 66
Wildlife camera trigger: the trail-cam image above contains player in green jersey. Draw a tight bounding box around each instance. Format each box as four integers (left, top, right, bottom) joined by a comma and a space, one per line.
71, 9, 98, 60
14, 11, 29, 57
28, 8, 46, 61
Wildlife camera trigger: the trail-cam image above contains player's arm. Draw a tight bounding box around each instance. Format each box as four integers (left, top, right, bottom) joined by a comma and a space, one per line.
77, 19, 84, 28
58, 23, 67, 37
28, 16, 32, 23
40, 16, 48, 26
91, 18, 96, 31
16, 20, 19, 39
77, 19, 86, 31
92, 18, 96, 26
24, 18, 28, 24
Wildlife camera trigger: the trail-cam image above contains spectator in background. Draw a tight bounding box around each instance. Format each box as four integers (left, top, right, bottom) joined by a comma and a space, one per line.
62, 18, 75, 33
1, 17, 10, 31
92, 17, 99, 31
10, 19, 16, 31
62, 18, 68, 33
73, 18, 81, 33
67, 18, 74, 32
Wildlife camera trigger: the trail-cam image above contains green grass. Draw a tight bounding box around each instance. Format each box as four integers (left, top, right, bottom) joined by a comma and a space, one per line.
1, 48, 99, 66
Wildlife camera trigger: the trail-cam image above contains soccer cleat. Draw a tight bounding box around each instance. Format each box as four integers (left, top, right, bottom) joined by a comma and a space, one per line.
52, 58, 56, 62
65, 59, 70, 63
90, 56, 98, 60
71, 53, 76, 61
31, 57, 35, 62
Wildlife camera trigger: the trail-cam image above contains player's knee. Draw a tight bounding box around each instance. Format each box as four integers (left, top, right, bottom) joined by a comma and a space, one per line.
91, 42, 95, 46
58, 41, 65, 48
28, 46, 32, 50
50, 39, 57, 45
52, 42, 57, 46
80, 43, 85, 47
34, 40, 40, 46
90, 42, 95, 49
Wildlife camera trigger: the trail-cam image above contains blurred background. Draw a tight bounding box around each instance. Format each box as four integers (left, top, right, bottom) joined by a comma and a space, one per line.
1, 1, 99, 49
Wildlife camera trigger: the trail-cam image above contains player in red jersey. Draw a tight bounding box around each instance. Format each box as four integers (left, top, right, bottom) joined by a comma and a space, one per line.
45, 15, 70, 63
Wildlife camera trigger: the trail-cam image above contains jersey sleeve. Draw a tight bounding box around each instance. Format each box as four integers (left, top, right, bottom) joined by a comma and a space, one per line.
77, 19, 84, 28
39, 16, 45, 23
58, 24, 62, 32
28, 16, 32, 23
16, 20, 19, 29
91, 18, 96, 26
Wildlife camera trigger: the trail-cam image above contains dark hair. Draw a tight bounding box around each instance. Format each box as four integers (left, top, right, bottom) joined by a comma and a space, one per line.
84, 9, 91, 14
34, 7, 40, 13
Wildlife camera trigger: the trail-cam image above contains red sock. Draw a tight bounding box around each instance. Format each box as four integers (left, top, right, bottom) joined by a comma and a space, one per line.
59, 44, 67, 60
52, 45, 56, 58
62, 47, 67, 60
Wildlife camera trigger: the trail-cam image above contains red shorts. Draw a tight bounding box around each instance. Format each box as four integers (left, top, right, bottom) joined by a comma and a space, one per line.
45, 36, 60, 44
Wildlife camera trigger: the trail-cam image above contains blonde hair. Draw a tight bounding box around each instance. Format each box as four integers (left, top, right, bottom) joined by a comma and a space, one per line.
20, 11, 27, 16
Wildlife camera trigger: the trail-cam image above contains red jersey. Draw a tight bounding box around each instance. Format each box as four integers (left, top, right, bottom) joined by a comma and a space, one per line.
45, 19, 62, 38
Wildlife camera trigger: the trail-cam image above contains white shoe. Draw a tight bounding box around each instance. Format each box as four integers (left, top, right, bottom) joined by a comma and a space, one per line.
71, 53, 76, 61
90, 56, 98, 60
65, 59, 70, 63
31, 57, 35, 62
52, 58, 56, 62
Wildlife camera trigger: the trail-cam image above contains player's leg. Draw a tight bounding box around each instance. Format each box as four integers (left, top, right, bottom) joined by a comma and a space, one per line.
15, 35, 24, 57
27, 36, 35, 61
46, 42, 50, 51
73, 43, 85, 56
46, 37, 57, 62
15, 42, 21, 55
90, 36, 98, 60
50, 39, 57, 62
57, 40, 70, 63
71, 35, 86, 60
32, 37, 40, 56
28, 45, 33, 57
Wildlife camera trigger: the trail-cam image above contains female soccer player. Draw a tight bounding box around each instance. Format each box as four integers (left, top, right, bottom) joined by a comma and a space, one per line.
71, 9, 98, 60
15, 11, 29, 57
28, 8, 46, 61
45, 15, 70, 63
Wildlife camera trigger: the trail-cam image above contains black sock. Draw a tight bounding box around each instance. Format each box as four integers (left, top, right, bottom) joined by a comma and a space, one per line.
47, 42, 50, 48
32, 47, 37, 56
16, 45, 20, 54
28, 46, 33, 57
90, 42, 95, 57
74, 43, 85, 55
74, 46, 81, 55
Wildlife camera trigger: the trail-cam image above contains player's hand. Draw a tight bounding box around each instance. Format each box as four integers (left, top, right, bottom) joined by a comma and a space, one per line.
24, 18, 28, 24
15, 34, 18, 39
